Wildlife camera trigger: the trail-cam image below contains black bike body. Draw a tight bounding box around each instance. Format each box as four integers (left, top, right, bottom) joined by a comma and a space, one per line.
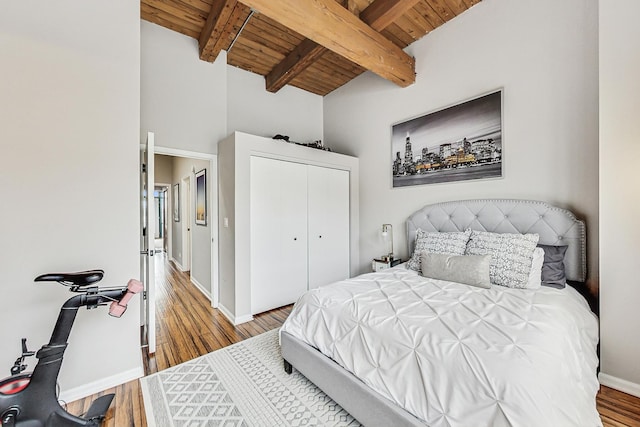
0, 271, 141, 427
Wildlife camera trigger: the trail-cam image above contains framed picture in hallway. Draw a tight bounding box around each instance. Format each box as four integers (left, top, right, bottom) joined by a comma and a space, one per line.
173, 183, 180, 222
195, 169, 207, 226
391, 90, 503, 187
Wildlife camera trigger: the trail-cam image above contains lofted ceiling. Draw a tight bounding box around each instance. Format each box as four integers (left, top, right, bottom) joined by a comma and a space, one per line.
141, 0, 481, 96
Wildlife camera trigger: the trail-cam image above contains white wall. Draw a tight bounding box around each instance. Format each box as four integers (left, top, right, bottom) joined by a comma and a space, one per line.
227, 65, 324, 144
0, 0, 142, 400
217, 139, 237, 318
155, 154, 174, 184
323, 0, 599, 281
141, 21, 324, 153
141, 20, 227, 154
599, 0, 640, 396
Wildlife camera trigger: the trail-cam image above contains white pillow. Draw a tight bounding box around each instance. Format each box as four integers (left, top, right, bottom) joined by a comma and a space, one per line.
406, 229, 471, 271
421, 252, 492, 289
525, 247, 545, 289
465, 230, 540, 289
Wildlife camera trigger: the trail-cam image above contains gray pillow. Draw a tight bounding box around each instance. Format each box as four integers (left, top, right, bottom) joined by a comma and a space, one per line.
421, 252, 492, 289
406, 229, 471, 271
538, 244, 568, 288
465, 230, 539, 288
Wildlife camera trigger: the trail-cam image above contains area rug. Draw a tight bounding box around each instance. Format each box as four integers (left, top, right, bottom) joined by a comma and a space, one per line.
140, 329, 360, 426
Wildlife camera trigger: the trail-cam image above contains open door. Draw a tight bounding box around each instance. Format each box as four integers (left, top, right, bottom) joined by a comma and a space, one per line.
140, 132, 156, 354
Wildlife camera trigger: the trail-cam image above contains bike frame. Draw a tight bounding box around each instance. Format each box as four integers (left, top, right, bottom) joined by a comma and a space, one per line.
0, 286, 136, 426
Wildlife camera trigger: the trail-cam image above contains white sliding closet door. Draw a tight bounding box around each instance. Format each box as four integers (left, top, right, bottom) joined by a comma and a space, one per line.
307, 165, 350, 289
250, 156, 308, 314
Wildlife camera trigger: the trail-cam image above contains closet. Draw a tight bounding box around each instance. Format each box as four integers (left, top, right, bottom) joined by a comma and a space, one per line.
250, 156, 350, 314
217, 132, 359, 324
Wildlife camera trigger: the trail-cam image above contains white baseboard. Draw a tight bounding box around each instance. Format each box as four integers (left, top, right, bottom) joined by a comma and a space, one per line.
190, 276, 211, 300
599, 372, 640, 398
218, 303, 253, 325
233, 313, 254, 325
170, 257, 184, 271
59, 366, 144, 403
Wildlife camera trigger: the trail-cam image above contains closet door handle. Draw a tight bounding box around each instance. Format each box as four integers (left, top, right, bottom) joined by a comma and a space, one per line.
319, 235, 322, 239
293, 237, 297, 241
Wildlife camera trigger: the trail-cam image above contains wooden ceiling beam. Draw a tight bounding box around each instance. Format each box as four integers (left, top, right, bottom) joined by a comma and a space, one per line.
341, 0, 360, 15
265, 0, 359, 94
360, 0, 422, 31
266, 39, 327, 93
241, 0, 415, 92
264, 0, 419, 93
199, 0, 238, 62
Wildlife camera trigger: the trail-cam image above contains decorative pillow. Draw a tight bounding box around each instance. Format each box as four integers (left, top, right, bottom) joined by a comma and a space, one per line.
465, 230, 539, 288
406, 229, 471, 271
421, 252, 491, 289
539, 244, 568, 289
525, 247, 545, 289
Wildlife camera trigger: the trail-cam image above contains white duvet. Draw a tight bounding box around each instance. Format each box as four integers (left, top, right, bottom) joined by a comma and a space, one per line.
281, 266, 601, 427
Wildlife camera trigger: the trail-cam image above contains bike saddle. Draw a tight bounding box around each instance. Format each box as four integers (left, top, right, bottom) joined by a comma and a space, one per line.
35, 269, 104, 287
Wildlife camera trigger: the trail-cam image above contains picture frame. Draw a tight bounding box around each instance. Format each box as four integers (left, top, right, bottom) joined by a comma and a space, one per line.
173, 183, 180, 222
391, 90, 503, 187
195, 168, 207, 226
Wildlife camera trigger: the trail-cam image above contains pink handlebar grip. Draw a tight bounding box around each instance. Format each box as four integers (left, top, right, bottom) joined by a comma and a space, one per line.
109, 279, 144, 318
126, 278, 144, 294
109, 302, 127, 318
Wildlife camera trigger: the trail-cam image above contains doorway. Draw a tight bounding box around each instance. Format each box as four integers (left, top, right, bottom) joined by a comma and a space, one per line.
143, 146, 219, 355
154, 186, 169, 254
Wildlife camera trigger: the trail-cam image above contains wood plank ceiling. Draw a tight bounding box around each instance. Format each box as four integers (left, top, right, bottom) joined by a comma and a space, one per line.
141, 0, 481, 96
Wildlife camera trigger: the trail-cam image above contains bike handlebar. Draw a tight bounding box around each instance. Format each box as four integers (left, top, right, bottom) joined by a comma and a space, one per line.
109, 279, 143, 318
45, 278, 143, 345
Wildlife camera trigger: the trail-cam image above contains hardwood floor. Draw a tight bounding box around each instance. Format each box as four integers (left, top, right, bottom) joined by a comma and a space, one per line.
67, 253, 640, 426
598, 386, 640, 426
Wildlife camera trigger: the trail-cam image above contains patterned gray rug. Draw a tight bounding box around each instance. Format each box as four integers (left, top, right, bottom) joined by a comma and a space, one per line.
140, 329, 360, 426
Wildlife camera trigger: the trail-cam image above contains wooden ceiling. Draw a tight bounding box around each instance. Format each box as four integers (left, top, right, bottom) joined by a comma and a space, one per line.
141, 0, 481, 96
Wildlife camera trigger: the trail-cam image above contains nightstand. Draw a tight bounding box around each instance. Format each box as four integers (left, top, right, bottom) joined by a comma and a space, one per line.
372, 258, 402, 272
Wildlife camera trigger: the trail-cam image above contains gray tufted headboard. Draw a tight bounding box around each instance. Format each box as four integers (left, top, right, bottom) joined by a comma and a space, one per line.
406, 199, 586, 282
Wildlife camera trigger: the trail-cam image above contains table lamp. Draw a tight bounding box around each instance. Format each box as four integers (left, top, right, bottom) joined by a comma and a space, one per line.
381, 224, 394, 262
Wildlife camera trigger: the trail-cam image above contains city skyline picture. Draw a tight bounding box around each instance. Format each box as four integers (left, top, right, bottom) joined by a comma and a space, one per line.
392, 90, 503, 187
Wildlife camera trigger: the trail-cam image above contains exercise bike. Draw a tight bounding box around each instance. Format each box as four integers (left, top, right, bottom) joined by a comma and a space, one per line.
0, 270, 143, 426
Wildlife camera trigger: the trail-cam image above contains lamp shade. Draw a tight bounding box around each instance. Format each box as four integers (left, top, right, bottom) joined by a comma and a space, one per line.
381, 224, 393, 260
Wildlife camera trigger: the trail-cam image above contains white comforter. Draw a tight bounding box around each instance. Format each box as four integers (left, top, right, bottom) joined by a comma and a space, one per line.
281, 266, 601, 427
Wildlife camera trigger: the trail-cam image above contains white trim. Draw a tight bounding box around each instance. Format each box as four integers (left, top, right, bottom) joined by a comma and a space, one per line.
599, 373, 640, 398
59, 366, 144, 403
154, 145, 216, 161
191, 276, 211, 300
218, 303, 253, 325
170, 257, 184, 271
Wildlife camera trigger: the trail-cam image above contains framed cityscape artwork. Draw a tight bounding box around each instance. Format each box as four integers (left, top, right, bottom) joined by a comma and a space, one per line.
391, 90, 503, 187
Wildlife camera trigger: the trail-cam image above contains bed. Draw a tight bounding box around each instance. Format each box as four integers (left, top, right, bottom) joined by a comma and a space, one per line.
280, 199, 600, 427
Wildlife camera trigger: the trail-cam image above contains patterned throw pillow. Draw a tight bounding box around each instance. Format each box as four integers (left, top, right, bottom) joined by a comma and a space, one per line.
525, 247, 545, 289
465, 230, 540, 288
406, 229, 471, 271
